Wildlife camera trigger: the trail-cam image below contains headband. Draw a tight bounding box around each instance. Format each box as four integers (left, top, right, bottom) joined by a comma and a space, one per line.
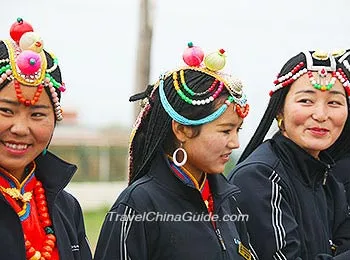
0, 18, 65, 121
270, 50, 350, 97
157, 42, 249, 126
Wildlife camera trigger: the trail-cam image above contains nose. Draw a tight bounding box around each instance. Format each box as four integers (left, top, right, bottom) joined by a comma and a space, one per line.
228, 132, 240, 149
10, 117, 30, 136
311, 103, 328, 122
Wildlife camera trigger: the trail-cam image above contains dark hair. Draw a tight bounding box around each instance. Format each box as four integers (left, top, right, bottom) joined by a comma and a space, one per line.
238, 51, 350, 163
325, 51, 350, 160
129, 69, 230, 184
0, 40, 63, 113
238, 53, 305, 163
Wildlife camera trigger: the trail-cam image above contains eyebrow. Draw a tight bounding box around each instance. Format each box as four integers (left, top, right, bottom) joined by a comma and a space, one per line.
0, 98, 51, 109
217, 121, 243, 128
295, 89, 347, 97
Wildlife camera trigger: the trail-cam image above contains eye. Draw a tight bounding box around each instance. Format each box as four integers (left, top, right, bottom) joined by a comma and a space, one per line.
328, 100, 343, 106
222, 130, 231, 134
31, 112, 47, 118
298, 99, 313, 104
0, 107, 13, 115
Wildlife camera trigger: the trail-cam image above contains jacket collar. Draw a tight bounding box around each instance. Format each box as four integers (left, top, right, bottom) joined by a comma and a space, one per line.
149, 153, 239, 200
34, 151, 77, 198
271, 132, 334, 186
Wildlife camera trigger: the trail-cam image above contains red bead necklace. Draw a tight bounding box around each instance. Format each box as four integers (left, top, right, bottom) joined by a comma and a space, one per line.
14, 79, 44, 106
24, 180, 56, 260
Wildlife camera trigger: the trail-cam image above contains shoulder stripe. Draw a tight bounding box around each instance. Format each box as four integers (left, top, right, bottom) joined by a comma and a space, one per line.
269, 171, 287, 260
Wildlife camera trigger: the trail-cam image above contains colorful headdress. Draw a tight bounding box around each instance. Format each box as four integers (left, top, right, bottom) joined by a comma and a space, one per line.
270, 50, 350, 97
158, 42, 249, 126
0, 18, 65, 121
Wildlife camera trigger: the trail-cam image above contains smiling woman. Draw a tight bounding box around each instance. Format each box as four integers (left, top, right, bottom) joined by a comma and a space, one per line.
228, 50, 350, 259
94, 42, 258, 260
0, 18, 92, 260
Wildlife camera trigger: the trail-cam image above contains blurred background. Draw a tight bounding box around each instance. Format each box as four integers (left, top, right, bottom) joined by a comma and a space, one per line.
2, 0, 350, 252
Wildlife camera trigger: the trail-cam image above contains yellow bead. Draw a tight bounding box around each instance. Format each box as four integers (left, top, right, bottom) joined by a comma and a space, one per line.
29, 251, 41, 260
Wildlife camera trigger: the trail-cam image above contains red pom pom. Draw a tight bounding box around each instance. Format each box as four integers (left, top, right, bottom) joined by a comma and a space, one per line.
10, 18, 34, 43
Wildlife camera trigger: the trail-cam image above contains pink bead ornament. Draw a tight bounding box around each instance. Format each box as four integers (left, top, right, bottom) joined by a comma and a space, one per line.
16, 50, 41, 75
182, 42, 204, 67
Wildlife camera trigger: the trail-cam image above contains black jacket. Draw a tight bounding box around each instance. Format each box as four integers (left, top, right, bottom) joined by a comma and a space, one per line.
0, 152, 92, 260
331, 152, 350, 205
94, 153, 258, 260
228, 133, 350, 260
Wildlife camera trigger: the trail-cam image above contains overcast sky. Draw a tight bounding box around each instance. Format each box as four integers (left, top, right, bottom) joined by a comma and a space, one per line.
1, 0, 350, 151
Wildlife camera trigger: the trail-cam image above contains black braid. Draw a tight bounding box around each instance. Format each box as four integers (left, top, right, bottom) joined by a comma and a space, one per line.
238, 52, 306, 163
129, 69, 230, 184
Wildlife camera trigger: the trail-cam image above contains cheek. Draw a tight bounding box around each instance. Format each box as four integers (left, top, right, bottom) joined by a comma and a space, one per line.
34, 120, 55, 142
332, 110, 348, 127
285, 107, 309, 127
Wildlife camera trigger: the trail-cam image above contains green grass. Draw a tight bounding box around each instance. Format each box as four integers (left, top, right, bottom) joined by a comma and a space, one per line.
83, 207, 109, 253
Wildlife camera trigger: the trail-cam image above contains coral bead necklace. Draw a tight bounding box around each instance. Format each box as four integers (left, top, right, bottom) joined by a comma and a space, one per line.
0, 172, 57, 260
24, 180, 57, 260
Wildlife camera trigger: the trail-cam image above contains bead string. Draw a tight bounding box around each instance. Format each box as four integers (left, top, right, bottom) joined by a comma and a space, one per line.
307, 70, 337, 91
24, 180, 56, 260
173, 71, 224, 105
179, 69, 218, 96
14, 79, 44, 106
235, 104, 250, 119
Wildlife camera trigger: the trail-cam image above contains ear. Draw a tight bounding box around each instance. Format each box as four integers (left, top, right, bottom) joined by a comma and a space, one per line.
171, 120, 193, 142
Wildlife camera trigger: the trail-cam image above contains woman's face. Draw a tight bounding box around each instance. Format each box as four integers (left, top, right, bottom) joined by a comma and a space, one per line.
0, 81, 55, 180
281, 72, 348, 158
182, 103, 243, 177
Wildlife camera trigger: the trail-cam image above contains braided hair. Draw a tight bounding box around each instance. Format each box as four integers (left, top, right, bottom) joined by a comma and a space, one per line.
128, 69, 230, 184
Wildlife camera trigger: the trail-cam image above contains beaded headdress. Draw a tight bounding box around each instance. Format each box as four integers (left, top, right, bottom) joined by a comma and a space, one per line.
127, 43, 249, 182
0, 18, 65, 121
270, 50, 350, 97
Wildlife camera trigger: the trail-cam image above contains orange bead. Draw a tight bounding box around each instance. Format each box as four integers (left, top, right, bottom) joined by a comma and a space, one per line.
42, 245, 53, 253
26, 247, 36, 258
44, 239, 55, 248
25, 240, 32, 249
46, 234, 56, 242
41, 251, 52, 259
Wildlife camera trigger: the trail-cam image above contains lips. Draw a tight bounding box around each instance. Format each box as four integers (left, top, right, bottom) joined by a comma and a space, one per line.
308, 127, 329, 136
3, 141, 30, 155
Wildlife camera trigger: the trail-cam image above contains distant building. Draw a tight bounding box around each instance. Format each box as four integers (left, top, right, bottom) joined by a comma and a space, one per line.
50, 110, 130, 182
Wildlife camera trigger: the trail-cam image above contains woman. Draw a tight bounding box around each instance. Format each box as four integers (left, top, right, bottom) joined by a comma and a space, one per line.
94, 43, 258, 259
326, 50, 350, 205
0, 18, 92, 259
228, 50, 350, 259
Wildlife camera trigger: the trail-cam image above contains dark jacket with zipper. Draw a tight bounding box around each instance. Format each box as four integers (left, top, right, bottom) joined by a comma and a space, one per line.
94, 153, 258, 260
228, 133, 350, 260
331, 152, 350, 205
0, 151, 92, 260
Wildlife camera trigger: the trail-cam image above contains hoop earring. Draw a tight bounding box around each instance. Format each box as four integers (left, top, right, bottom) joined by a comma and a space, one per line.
277, 117, 283, 130
173, 146, 187, 167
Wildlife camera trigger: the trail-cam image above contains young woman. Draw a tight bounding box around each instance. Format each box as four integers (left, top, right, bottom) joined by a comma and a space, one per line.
0, 18, 92, 259
326, 49, 350, 205
94, 43, 258, 259
228, 50, 350, 259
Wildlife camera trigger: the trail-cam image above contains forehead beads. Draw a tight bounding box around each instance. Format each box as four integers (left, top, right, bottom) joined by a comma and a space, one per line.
270, 51, 350, 96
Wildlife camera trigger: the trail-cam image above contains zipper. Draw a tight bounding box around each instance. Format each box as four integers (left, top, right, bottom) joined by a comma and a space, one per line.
322, 165, 330, 185
215, 228, 227, 251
